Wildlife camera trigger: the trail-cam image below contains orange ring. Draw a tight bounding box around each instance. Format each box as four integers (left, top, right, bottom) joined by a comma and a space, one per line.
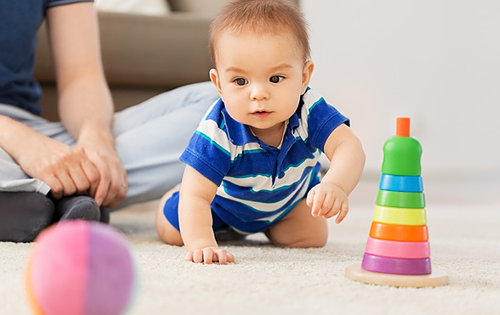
369, 222, 428, 242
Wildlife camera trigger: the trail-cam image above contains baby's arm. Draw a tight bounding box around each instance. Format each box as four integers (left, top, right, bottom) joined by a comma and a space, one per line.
307, 124, 365, 223
179, 165, 234, 264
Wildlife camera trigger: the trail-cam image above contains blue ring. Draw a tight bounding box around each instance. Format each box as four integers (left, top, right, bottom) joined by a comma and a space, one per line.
379, 174, 423, 192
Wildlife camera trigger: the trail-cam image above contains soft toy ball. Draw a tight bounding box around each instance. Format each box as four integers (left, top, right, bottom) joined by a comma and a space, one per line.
25, 220, 136, 315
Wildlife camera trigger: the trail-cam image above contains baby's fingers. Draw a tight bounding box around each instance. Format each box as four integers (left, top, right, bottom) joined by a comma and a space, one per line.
323, 197, 343, 219
185, 251, 194, 262
306, 189, 315, 209
204, 248, 216, 264
308, 189, 325, 217
192, 249, 206, 263
334, 201, 349, 224
185, 248, 234, 264
185, 250, 207, 263
214, 249, 235, 265
317, 192, 335, 217
226, 252, 235, 263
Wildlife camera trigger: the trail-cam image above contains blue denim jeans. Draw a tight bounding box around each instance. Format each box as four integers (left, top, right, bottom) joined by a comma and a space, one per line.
0, 81, 219, 210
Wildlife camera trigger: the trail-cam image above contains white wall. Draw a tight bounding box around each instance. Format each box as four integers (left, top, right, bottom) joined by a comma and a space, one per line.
302, 0, 500, 179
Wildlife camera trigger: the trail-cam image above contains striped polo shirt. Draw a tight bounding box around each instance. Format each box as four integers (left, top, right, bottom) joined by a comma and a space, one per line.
180, 87, 349, 233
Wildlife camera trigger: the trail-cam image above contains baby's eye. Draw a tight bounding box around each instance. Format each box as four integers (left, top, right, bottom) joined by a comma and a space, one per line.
233, 78, 248, 86
270, 75, 285, 83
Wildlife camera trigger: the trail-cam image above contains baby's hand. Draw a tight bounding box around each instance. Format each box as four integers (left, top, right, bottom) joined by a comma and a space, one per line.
185, 246, 235, 265
306, 182, 349, 224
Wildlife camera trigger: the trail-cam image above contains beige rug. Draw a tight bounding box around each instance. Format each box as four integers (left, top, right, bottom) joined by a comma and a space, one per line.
1, 177, 499, 315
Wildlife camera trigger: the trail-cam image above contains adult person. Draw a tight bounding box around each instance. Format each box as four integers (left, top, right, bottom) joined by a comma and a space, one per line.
0, 0, 218, 242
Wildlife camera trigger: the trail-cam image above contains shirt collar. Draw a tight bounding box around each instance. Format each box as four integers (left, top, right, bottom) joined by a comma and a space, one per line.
221, 106, 256, 146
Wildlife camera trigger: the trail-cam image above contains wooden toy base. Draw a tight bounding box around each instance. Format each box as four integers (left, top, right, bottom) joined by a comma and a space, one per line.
345, 263, 448, 287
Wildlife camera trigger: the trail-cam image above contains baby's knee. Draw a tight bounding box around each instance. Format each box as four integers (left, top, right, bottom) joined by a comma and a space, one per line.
308, 233, 328, 247
267, 226, 328, 248
290, 232, 328, 248
155, 203, 183, 246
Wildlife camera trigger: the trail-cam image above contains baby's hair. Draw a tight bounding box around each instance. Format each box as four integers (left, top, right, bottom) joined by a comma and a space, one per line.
209, 0, 310, 67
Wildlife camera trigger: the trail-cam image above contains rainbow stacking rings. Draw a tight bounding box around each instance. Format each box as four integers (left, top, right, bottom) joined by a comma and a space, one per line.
361, 117, 432, 276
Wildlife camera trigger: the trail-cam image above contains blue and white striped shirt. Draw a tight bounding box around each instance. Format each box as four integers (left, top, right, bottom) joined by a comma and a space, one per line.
180, 87, 349, 233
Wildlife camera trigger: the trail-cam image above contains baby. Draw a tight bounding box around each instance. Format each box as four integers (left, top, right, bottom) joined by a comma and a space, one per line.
155, 0, 365, 264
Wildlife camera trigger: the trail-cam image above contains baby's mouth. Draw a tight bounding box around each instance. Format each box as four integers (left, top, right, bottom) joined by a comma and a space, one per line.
252, 110, 271, 119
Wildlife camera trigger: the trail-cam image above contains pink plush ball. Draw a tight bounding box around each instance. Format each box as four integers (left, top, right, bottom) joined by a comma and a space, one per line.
25, 220, 136, 315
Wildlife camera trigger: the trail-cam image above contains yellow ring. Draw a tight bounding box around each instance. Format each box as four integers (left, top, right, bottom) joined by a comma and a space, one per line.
373, 205, 427, 226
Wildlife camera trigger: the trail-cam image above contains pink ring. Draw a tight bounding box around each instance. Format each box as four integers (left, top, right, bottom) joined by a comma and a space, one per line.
365, 237, 430, 259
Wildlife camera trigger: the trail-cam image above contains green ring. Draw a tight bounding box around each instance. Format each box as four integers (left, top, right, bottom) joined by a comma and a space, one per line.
376, 190, 426, 208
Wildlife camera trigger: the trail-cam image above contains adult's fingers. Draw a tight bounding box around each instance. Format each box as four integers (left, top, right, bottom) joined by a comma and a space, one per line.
80, 157, 100, 197
55, 170, 77, 197
100, 167, 127, 208
90, 162, 111, 207
46, 174, 64, 200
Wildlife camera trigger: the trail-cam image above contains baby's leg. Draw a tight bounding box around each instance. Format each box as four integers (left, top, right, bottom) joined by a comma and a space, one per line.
155, 186, 183, 246
265, 199, 328, 248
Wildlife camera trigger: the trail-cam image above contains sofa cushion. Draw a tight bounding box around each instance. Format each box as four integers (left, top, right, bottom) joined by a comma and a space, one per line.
95, 0, 171, 16
168, 0, 229, 14
168, 0, 300, 13
97, 11, 214, 87
35, 11, 215, 88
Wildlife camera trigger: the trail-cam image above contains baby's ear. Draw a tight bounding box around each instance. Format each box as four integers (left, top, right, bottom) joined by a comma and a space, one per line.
209, 69, 223, 95
301, 61, 314, 94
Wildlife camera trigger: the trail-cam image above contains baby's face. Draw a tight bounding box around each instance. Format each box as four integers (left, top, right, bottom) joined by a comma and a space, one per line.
210, 31, 313, 138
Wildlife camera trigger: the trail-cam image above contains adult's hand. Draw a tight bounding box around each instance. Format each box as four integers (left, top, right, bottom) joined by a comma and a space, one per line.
1, 115, 126, 208
76, 130, 127, 208
17, 134, 99, 200
0, 115, 100, 201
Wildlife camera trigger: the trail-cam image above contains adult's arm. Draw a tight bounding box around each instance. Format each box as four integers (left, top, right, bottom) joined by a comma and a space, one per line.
47, 2, 127, 207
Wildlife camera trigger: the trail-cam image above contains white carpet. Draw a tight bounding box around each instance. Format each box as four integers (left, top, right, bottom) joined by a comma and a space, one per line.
1, 177, 499, 315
